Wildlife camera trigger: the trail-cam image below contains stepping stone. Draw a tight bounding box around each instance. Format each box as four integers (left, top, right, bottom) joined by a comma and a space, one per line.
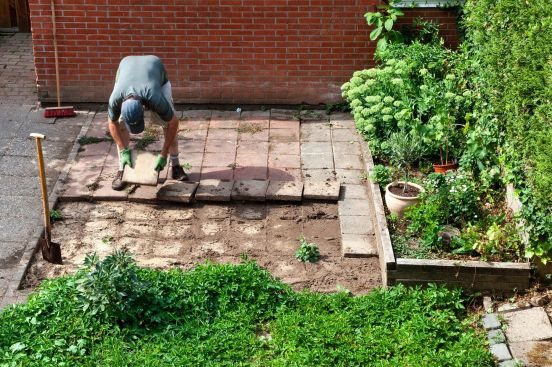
266, 181, 303, 201
482, 314, 501, 330
92, 180, 128, 201
303, 181, 340, 201
340, 215, 374, 235
490, 343, 512, 362
157, 182, 199, 203
231, 180, 268, 201
128, 185, 158, 204
195, 179, 233, 201
488, 329, 506, 345
509, 340, 552, 366
502, 307, 552, 342
122, 151, 159, 186
341, 234, 378, 257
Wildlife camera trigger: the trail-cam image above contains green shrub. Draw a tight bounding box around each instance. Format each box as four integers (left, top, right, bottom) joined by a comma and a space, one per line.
462, 0, 552, 261
369, 164, 393, 186
406, 171, 481, 250
341, 41, 472, 162
0, 253, 494, 366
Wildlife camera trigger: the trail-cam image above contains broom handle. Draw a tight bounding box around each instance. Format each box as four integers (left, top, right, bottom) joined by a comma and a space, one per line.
50, 0, 61, 107
31, 133, 52, 242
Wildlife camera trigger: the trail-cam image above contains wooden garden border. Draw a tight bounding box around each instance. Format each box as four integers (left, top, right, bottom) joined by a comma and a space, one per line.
359, 138, 531, 292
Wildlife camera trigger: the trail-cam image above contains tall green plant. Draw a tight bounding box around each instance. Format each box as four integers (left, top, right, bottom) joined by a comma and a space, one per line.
387, 131, 426, 191
364, 4, 404, 51
462, 0, 552, 261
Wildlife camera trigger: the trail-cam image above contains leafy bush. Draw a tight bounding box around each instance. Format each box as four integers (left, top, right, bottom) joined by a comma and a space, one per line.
369, 164, 393, 186
406, 171, 480, 250
74, 251, 154, 326
462, 0, 552, 261
295, 236, 320, 263
341, 41, 471, 161
0, 253, 494, 366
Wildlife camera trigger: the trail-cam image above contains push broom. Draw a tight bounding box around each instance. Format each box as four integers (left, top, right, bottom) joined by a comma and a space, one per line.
43, 0, 75, 118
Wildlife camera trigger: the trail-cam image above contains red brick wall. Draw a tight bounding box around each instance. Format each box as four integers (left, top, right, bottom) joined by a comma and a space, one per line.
29, 1, 459, 105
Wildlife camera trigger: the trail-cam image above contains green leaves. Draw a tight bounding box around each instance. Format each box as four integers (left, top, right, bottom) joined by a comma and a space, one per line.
364, 5, 404, 50
0, 256, 494, 366
295, 236, 320, 263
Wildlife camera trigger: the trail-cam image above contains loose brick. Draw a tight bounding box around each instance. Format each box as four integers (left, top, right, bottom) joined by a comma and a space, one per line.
122, 151, 159, 186
157, 181, 198, 203
303, 181, 340, 201
342, 234, 378, 257
266, 181, 303, 201
195, 179, 233, 202
231, 180, 269, 201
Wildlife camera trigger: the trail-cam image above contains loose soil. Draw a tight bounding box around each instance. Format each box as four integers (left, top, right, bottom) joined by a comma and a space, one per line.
388, 183, 420, 197
24, 201, 381, 294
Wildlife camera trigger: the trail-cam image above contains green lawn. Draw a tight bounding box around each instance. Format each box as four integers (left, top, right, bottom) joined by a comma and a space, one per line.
0, 251, 493, 366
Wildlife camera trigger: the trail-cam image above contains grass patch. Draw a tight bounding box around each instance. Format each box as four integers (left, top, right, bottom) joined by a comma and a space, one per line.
78, 136, 110, 146
0, 251, 493, 366
135, 127, 159, 151
237, 123, 263, 134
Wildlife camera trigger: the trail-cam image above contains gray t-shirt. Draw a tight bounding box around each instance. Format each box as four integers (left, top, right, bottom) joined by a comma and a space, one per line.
108, 55, 174, 122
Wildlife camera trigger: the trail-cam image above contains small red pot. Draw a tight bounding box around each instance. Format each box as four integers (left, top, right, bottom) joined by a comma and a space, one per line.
433, 161, 459, 173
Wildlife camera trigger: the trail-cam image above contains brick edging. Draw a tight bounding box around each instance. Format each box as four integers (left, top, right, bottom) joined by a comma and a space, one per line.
358, 135, 396, 287
482, 313, 524, 366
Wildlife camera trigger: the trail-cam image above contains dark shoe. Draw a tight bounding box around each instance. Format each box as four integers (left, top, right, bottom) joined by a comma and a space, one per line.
112, 170, 126, 191
171, 165, 188, 181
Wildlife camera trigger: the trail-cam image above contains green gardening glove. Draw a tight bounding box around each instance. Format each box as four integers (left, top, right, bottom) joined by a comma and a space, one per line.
120, 148, 133, 169
154, 154, 167, 172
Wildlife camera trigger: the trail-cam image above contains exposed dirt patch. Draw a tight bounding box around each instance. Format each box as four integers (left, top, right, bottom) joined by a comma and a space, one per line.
24, 201, 381, 294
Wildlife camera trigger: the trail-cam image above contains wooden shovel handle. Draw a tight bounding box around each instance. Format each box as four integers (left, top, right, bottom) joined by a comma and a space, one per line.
31, 134, 52, 241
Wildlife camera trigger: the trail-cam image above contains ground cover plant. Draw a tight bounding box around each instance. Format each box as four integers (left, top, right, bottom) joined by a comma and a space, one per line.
0, 251, 493, 366
342, 1, 551, 264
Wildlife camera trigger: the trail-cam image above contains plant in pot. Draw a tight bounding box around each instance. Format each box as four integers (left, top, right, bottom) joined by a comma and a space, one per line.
431, 113, 459, 173
385, 130, 426, 216
429, 73, 469, 173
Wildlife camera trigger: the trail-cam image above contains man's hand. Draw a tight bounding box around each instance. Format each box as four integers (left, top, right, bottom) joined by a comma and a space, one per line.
120, 148, 133, 169
154, 154, 167, 172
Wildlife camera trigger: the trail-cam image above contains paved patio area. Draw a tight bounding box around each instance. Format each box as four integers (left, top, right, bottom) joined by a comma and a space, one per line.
60, 108, 378, 258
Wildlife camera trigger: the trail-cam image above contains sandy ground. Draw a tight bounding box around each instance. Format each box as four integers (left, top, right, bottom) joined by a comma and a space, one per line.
24, 201, 381, 294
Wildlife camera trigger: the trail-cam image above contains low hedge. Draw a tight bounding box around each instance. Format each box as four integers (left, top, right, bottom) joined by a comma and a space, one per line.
462, 0, 552, 260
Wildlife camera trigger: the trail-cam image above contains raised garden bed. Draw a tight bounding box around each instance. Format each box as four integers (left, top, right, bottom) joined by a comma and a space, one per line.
359, 138, 531, 292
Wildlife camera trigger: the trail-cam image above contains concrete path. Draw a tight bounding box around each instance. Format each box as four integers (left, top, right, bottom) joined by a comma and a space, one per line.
0, 32, 89, 307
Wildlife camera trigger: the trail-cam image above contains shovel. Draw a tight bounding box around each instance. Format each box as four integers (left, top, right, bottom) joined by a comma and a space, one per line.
31, 133, 63, 264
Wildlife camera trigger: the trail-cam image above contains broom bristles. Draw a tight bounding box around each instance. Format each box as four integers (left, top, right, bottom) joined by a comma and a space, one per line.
43, 106, 76, 118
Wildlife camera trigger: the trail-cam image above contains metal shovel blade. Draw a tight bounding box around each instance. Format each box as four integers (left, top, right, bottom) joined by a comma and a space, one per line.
39, 238, 63, 264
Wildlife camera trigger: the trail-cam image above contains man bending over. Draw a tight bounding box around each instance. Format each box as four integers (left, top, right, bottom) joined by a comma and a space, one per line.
108, 55, 187, 191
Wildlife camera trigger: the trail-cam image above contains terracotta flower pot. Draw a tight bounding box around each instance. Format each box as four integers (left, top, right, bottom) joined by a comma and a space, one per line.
385, 181, 424, 216
433, 161, 459, 174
